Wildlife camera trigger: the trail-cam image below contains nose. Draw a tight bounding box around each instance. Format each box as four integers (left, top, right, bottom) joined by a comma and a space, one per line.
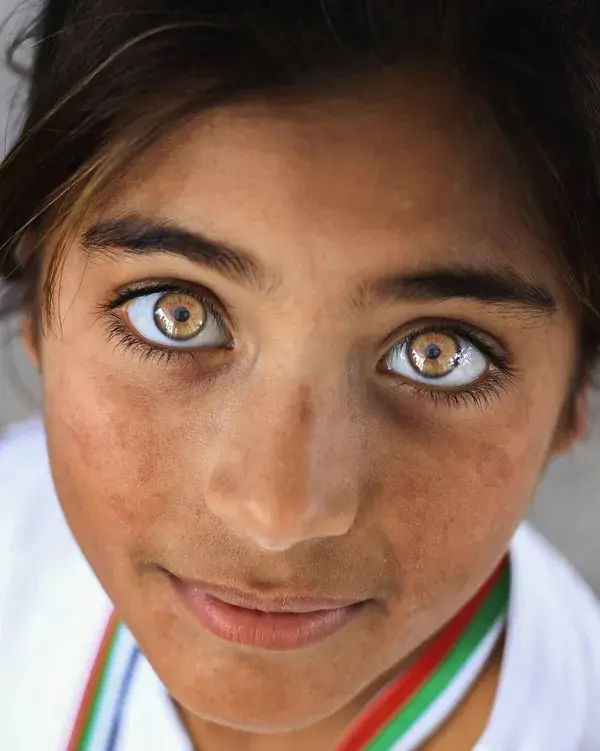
203, 376, 362, 551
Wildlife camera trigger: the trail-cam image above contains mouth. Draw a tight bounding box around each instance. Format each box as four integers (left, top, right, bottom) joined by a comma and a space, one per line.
167, 575, 371, 650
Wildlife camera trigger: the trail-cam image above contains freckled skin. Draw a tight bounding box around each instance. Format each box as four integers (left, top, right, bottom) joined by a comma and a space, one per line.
34, 70, 585, 749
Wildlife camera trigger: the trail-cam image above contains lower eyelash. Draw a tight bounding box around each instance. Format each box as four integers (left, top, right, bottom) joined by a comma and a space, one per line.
410, 370, 516, 409
102, 315, 191, 365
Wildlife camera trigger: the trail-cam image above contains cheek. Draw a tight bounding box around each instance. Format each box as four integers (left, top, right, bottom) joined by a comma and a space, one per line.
374, 384, 560, 636
40, 342, 203, 579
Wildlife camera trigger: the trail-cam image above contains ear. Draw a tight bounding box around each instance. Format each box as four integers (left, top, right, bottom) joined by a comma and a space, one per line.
552, 380, 590, 455
21, 314, 40, 370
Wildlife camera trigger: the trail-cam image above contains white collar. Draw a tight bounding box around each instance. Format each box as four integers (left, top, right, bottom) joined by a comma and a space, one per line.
475, 524, 600, 751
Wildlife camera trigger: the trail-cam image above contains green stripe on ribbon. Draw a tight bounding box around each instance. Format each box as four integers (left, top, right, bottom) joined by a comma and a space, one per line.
367, 567, 509, 751
78, 622, 122, 751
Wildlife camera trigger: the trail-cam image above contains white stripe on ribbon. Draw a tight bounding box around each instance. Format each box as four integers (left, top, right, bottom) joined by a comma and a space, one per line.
84, 624, 138, 751
389, 614, 506, 751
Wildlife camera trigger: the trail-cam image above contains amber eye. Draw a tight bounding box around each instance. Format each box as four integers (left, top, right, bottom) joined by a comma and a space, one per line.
122, 290, 230, 350
153, 293, 206, 341
382, 327, 489, 387
408, 331, 460, 379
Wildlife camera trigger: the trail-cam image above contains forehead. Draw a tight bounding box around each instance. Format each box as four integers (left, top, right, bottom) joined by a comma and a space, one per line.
103, 69, 562, 293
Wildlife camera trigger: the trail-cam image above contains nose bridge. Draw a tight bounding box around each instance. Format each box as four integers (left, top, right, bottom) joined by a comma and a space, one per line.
204, 363, 362, 551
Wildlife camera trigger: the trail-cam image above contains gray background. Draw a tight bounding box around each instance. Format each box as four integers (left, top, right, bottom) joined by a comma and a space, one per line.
0, 1, 598, 592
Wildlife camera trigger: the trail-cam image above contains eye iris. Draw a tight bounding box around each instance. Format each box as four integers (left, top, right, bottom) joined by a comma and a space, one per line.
153, 293, 206, 340
409, 332, 460, 378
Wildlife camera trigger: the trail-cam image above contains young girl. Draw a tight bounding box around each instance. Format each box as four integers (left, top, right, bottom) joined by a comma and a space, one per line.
1, 1, 600, 749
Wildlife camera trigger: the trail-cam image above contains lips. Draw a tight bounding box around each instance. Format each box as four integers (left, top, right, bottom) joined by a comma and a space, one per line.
169, 577, 369, 650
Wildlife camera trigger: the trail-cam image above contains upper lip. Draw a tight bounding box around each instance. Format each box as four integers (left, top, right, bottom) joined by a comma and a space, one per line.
170, 576, 368, 613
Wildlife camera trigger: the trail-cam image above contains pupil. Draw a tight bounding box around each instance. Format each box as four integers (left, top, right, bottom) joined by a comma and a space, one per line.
425, 344, 441, 360
174, 307, 190, 323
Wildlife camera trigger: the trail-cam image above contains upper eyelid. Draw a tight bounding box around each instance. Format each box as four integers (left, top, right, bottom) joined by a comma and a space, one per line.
110, 280, 234, 326
399, 328, 493, 356
381, 320, 508, 362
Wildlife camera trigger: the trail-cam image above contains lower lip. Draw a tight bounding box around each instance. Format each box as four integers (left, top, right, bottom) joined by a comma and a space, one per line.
172, 584, 365, 650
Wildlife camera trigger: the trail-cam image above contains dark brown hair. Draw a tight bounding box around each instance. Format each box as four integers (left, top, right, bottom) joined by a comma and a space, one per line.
2, 0, 600, 373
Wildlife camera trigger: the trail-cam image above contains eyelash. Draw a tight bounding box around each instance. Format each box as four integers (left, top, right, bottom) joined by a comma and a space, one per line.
408, 372, 513, 409
97, 281, 229, 366
385, 322, 518, 409
97, 283, 518, 408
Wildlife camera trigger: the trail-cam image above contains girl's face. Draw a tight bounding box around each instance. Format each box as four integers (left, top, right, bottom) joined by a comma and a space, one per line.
31, 72, 585, 730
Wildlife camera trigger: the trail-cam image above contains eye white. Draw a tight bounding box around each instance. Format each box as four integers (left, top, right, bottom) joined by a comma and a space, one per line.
384, 335, 488, 387
124, 291, 229, 349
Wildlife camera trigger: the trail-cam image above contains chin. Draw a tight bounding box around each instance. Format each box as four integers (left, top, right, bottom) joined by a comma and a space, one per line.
174, 688, 342, 734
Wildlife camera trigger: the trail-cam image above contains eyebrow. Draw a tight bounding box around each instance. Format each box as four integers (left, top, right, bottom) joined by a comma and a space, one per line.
83, 216, 557, 315
362, 267, 557, 315
83, 216, 264, 286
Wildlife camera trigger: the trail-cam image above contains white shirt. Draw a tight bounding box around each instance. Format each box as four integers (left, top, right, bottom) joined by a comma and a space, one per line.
1, 419, 600, 751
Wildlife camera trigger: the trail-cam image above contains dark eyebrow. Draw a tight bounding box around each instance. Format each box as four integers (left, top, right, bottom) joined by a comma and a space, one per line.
83, 218, 556, 315
82, 216, 264, 286
362, 267, 557, 314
